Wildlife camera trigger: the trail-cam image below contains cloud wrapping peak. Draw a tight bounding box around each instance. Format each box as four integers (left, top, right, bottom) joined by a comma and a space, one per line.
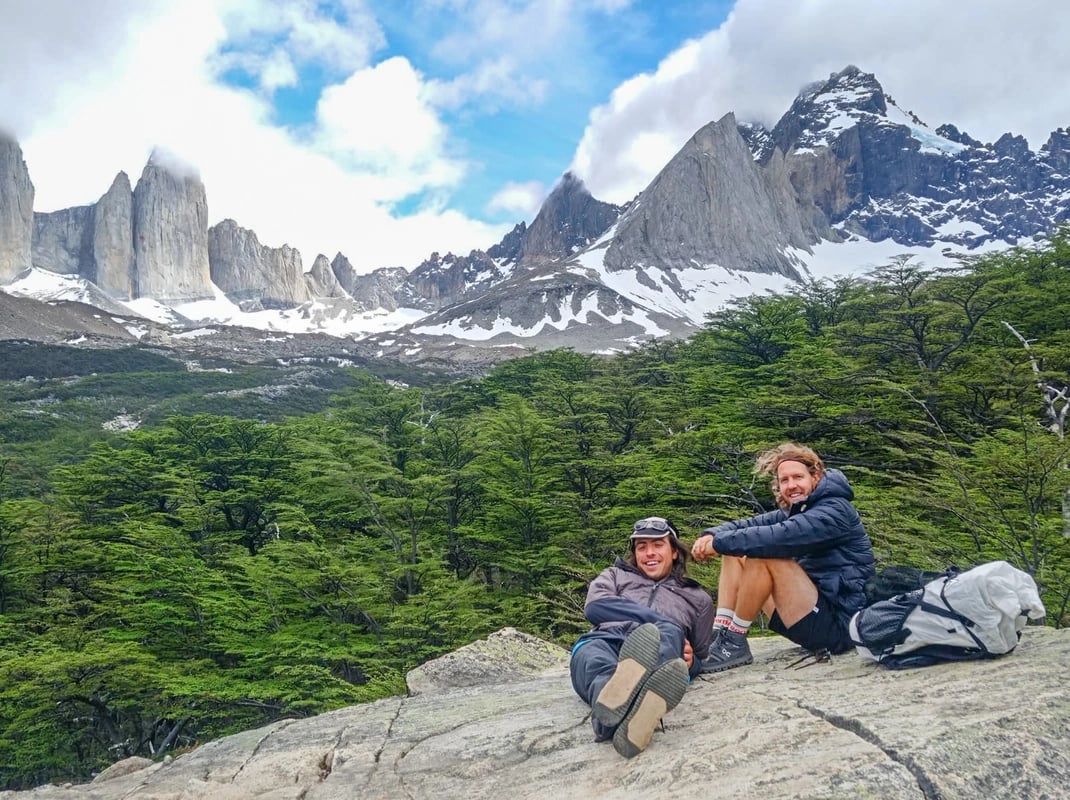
2, 0, 1068, 275
571, 0, 1070, 204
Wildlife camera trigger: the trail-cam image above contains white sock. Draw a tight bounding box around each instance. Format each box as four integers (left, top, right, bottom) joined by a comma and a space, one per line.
728, 615, 752, 636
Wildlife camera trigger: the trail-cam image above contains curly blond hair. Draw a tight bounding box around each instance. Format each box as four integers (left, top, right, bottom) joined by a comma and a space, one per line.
754, 443, 826, 509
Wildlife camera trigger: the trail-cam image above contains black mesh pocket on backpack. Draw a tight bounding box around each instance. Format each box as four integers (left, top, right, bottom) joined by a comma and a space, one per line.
852, 590, 921, 656
864, 565, 956, 605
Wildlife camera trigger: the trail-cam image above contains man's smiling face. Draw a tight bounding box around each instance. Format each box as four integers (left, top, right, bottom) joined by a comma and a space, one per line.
776, 459, 819, 505
633, 537, 676, 580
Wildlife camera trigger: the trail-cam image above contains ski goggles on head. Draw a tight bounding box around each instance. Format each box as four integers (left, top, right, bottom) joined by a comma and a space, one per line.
630, 517, 679, 540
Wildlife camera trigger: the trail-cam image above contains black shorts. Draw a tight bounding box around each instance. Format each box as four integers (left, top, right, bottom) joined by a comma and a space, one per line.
769, 593, 854, 654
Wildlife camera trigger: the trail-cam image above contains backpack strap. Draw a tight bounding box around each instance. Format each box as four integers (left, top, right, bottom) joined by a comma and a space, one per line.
914, 577, 990, 655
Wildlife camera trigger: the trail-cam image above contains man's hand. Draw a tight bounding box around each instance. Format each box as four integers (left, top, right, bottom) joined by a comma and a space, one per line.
683, 638, 694, 669
691, 534, 718, 562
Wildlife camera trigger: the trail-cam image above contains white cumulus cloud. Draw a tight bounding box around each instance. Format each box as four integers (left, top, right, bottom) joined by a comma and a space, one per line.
572, 0, 1070, 204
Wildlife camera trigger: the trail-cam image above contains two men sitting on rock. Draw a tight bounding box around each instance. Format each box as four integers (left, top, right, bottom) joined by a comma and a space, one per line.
570, 443, 875, 757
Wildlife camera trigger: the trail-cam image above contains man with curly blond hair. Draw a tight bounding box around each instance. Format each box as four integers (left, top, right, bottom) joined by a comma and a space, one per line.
691, 443, 874, 671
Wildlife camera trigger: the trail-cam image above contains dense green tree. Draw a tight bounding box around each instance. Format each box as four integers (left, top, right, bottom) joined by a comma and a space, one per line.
5, 235, 1070, 789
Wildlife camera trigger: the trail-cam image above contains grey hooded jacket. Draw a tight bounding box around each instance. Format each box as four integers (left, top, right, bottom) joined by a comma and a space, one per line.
582, 559, 714, 676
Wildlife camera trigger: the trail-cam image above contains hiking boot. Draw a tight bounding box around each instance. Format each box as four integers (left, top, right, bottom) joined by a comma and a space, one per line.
700, 628, 753, 673
593, 623, 661, 727
708, 626, 724, 654
612, 657, 689, 759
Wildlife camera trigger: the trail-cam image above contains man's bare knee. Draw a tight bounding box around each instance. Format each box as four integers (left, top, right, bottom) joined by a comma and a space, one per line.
765, 560, 819, 626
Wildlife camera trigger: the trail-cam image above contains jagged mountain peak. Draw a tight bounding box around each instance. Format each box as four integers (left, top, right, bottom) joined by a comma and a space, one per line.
603, 109, 821, 281
486, 221, 526, 263
770, 65, 892, 155
799, 64, 885, 110
518, 171, 622, 264
5, 65, 1070, 371
548, 170, 586, 196
1040, 127, 1070, 173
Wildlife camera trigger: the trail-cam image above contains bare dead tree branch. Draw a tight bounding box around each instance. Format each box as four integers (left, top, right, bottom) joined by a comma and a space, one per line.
1002, 320, 1069, 439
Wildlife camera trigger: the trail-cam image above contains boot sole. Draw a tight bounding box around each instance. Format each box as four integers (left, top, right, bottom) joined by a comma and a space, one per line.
592, 623, 661, 727
612, 658, 689, 759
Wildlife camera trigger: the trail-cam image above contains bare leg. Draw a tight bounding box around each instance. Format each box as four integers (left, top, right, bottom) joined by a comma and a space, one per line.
734, 558, 818, 626
702, 558, 820, 673
716, 555, 746, 608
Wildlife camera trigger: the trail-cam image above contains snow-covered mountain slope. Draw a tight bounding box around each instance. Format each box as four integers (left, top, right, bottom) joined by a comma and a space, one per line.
2, 66, 1067, 368
758, 65, 1070, 250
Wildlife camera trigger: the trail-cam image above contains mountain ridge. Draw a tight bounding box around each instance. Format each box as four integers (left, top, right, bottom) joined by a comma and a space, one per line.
2, 65, 1068, 369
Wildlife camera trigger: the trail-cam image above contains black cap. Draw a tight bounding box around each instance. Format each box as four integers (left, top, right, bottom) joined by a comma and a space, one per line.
630, 516, 678, 540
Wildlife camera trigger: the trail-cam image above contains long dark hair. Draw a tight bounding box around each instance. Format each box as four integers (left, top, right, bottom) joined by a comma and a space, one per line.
626, 521, 695, 585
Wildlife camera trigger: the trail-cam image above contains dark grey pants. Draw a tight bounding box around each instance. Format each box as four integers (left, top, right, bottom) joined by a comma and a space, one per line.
569, 621, 686, 740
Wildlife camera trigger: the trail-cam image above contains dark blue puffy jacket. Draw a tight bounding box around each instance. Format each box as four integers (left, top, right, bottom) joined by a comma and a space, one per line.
704, 469, 875, 627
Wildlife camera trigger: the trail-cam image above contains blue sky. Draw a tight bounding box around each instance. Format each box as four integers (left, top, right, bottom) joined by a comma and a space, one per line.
3, 1, 1070, 273
219, 1, 736, 221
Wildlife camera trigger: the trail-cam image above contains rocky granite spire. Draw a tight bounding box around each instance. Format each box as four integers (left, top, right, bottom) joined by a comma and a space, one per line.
519, 172, 621, 264
329, 252, 361, 296
0, 134, 34, 283
132, 151, 213, 302
207, 218, 310, 310
330, 252, 410, 311
31, 171, 136, 300
305, 253, 345, 298
93, 172, 135, 299
603, 112, 823, 278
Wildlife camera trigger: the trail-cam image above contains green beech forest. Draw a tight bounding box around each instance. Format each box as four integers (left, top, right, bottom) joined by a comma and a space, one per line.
2, 235, 1070, 788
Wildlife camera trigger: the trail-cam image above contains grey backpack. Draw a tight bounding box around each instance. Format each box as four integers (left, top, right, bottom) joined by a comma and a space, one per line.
849, 561, 1045, 669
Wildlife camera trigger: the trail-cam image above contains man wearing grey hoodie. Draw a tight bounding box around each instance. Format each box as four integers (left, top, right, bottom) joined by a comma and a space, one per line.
570, 516, 714, 758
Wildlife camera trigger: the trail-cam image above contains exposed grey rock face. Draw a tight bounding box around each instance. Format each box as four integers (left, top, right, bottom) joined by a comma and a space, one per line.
762, 65, 1070, 248
6, 626, 1066, 800
92, 173, 134, 300
604, 112, 824, 278
399, 250, 512, 312
327, 252, 361, 296
0, 135, 34, 283
31, 174, 135, 300
487, 221, 526, 263
305, 253, 345, 298
32, 206, 93, 275
334, 254, 407, 311
208, 219, 310, 310
132, 153, 213, 303
402, 259, 695, 350
1041, 127, 1070, 175
518, 172, 621, 264
342, 181, 615, 333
